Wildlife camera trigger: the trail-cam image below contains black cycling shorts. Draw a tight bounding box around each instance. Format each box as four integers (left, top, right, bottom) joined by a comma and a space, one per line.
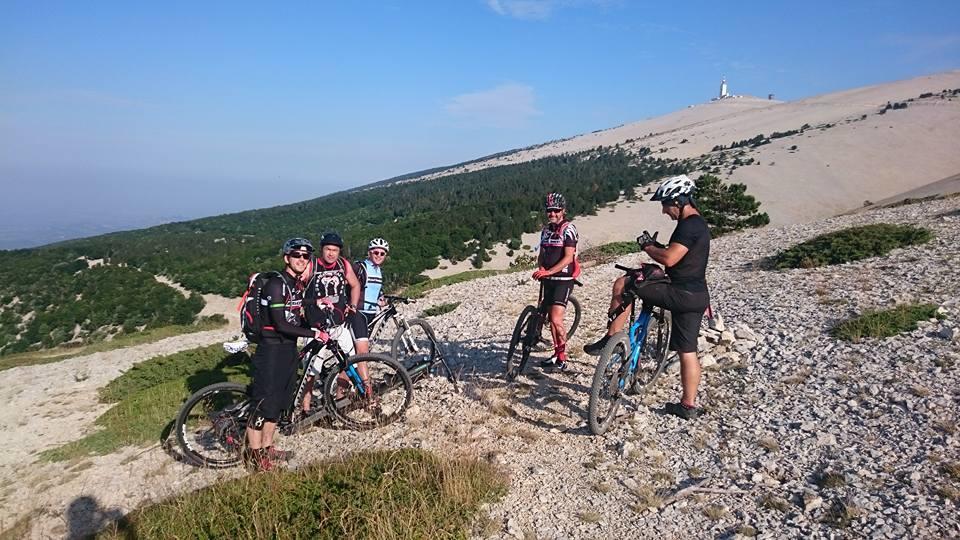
541, 279, 574, 308
250, 341, 299, 421
631, 281, 709, 353
352, 311, 372, 340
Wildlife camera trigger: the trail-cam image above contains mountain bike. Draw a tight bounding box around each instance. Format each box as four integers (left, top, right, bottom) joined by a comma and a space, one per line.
366, 295, 458, 389
587, 264, 672, 435
174, 325, 413, 468
504, 279, 582, 381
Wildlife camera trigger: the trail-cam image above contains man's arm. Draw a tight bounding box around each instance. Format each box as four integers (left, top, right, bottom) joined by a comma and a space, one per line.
344, 260, 362, 309
265, 278, 315, 338
644, 243, 688, 268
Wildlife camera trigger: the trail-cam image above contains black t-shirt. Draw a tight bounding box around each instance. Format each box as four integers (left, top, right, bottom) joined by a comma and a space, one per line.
667, 214, 710, 292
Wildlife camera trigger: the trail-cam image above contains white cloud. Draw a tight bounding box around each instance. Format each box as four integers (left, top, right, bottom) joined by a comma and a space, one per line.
486, 0, 619, 20
444, 83, 541, 128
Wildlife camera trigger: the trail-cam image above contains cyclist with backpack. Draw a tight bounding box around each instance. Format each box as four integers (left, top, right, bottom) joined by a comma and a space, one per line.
533, 192, 579, 371
583, 174, 711, 420
352, 237, 390, 343
301, 232, 365, 413
246, 238, 325, 471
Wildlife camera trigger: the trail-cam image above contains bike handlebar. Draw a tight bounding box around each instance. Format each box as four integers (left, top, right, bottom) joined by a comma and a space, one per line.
384, 294, 413, 304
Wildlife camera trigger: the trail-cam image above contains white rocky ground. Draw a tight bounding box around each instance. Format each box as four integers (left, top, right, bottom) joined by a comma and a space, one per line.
3, 198, 959, 538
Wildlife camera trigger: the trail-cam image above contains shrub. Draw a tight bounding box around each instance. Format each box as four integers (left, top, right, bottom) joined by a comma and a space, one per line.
831, 303, 938, 342
580, 242, 640, 263
772, 224, 932, 269
421, 302, 460, 317
98, 449, 507, 539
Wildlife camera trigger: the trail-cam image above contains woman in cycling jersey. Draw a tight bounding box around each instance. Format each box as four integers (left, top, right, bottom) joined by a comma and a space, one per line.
533, 192, 578, 372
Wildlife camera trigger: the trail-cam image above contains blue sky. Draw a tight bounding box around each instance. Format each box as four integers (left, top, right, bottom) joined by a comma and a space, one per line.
1, 0, 958, 247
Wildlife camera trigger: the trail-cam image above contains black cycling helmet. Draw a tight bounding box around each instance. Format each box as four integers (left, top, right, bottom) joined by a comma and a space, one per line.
282, 237, 314, 255
545, 192, 566, 210
319, 232, 344, 248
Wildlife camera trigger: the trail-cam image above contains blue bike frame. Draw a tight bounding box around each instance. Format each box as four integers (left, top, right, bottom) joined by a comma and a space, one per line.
620, 307, 653, 390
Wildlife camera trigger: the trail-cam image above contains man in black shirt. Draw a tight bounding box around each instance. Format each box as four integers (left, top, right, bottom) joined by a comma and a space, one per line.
584, 175, 711, 419
247, 238, 325, 470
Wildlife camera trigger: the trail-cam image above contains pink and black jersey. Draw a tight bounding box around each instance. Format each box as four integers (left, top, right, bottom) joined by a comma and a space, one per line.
539, 220, 578, 280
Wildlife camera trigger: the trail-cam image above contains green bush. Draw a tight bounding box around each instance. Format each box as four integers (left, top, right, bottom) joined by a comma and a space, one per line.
421, 302, 460, 317
41, 346, 249, 461
773, 224, 932, 269
98, 449, 507, 539
580, 241, 640, 263
831, 303, 939, 342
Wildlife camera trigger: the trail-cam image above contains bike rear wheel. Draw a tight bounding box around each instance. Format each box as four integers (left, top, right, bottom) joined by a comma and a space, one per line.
391, 318, 438, 374
175, 382, 250, 468
629, 307, 672, 396
323, 354, 413, 430
587, 332, 630, 435
505, 305, 536, 381
537, 295, 582, 351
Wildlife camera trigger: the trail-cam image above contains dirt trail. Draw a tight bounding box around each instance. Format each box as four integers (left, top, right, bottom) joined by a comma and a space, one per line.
0, 292, 238, 537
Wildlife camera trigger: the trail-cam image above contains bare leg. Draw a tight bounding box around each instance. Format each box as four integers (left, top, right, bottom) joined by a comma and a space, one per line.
548, 304, 567, 360
678, 351, 701, 406
245, 422, 275, 450
302, 376, 314, 412
606, 276, 631, 335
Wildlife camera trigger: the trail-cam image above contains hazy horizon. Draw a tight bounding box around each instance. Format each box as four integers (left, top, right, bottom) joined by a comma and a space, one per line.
3, 1, 959, 249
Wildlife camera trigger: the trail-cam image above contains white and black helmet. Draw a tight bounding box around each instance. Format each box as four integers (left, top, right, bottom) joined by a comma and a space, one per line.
651, 174, 696, 204
368, 237, 390, 253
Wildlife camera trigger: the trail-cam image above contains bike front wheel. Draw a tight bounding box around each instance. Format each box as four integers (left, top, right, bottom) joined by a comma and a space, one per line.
175, 382, 250, 468
629, 307, 672, 396
323, 354, 413, 430
587, 332, 631, 435
391, 318, 438, 373
505, 305, 536, 381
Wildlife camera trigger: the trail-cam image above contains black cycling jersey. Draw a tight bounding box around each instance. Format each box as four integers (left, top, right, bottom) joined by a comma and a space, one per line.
305, 257, 350, 326
261, 272, 314, 344
667, 214, 710, 292
539, 220, 578, 279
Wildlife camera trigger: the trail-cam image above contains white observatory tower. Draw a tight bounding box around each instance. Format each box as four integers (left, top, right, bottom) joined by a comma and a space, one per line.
719, 77, 729, 99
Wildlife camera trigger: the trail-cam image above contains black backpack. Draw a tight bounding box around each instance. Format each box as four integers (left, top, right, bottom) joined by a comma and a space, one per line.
238, 271, 286, 343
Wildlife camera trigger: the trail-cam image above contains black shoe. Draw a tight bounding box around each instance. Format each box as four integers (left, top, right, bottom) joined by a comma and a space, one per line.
583, 335, 611, 356
540, 356, 569, 371
664, 402, 703, 420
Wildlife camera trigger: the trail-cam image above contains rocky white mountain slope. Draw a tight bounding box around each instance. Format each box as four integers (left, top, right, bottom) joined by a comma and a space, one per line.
3, 197, 959, 538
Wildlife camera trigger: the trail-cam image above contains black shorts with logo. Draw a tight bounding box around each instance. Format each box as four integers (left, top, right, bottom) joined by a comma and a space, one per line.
541, 279, 574, 308
250, 341, 299, 421
631, 281, 710, 353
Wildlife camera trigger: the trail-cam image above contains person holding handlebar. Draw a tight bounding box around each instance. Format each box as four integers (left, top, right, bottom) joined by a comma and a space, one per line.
533, 192, 579, 371
583, 175, 711, 420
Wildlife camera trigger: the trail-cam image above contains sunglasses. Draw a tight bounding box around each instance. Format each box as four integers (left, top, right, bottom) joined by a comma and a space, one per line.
546, 208, 563, 214
370, 250, 387, 257
287, 251, 311, 260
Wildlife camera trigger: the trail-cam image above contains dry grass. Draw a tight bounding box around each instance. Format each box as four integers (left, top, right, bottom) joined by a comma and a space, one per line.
781, 368, 812, 385
757, 493, 792, 513
932, 418, 956, 434
735, 524, 758, 537
629, 484, 664, 510
942, 462, 960, 480
592, 482, 612, 494
0, 513, 33, 540
815, 470, 847, 489
577, 511, 601, 523
935, 484, 959, 501
821, 497, 863, 529
759, 436, 780, 453
702, 504, 728, 520
910, 385, 931, 398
